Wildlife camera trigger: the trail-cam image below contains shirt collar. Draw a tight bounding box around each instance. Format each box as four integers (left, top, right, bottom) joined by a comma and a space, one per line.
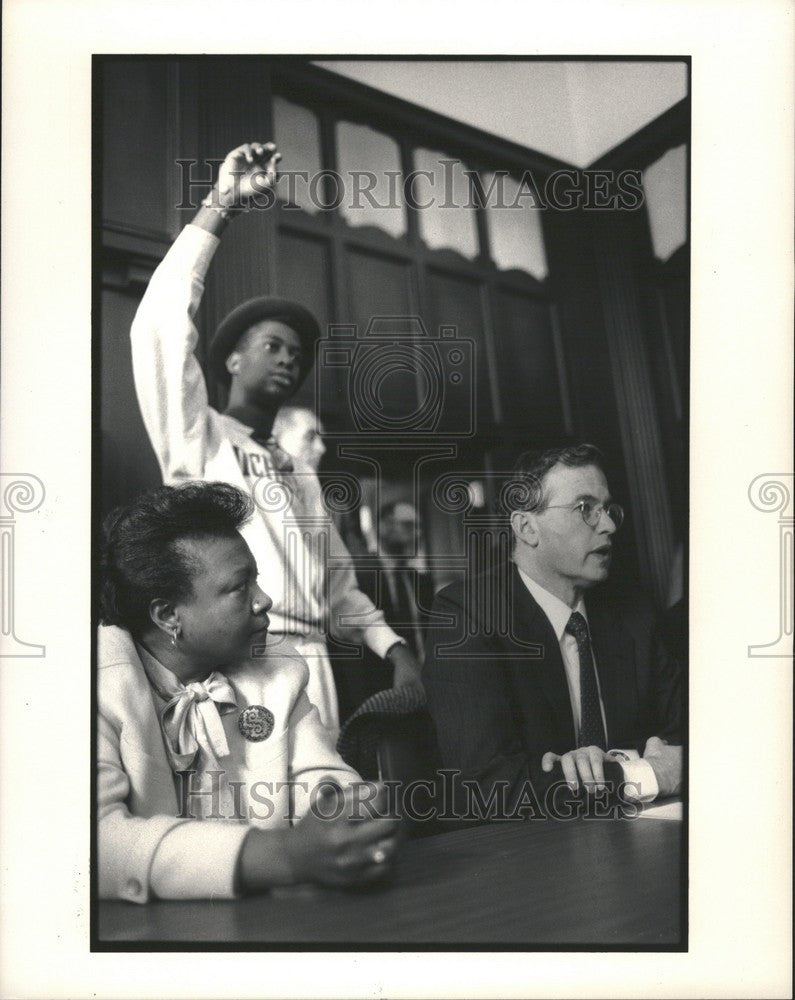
135, 641, 188, 699
515, 567, 587, 642
134, 642, 238, 769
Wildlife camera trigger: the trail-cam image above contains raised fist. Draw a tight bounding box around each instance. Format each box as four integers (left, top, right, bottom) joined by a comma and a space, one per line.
214, 141, 281, 209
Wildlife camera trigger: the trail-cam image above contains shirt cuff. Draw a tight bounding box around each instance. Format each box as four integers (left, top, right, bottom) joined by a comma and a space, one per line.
606, 748, 659, 803
362, 623, 406, 662
149, 819, 251, 899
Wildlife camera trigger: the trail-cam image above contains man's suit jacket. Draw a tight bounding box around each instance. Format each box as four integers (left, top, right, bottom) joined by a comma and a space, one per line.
422, 561, 682, 811
97, 625, 359, 902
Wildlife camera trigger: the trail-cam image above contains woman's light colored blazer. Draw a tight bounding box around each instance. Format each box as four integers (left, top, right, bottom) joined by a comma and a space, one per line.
97, 625, 359, 902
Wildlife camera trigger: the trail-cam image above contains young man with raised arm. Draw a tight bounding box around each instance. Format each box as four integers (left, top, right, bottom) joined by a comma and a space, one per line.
131, 141, 422, 738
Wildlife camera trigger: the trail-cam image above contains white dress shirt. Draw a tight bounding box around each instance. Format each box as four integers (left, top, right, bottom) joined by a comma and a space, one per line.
516, 568, 659, 802
516, 569, 608, 744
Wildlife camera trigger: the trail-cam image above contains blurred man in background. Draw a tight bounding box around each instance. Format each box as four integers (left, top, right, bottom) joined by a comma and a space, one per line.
272, 406, 327, 472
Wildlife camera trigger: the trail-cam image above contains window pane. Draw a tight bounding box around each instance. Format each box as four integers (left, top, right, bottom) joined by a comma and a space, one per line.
643, 144, 687, 261
103, 61, 171, 237
482, 172, 548, 279
414, 148, 479, 259
336, 121, 406, 238
272, 96, 323, 215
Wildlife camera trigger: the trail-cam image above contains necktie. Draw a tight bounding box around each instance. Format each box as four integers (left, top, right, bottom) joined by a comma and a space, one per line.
565, 611, 607, 750
155, 672, 239, 771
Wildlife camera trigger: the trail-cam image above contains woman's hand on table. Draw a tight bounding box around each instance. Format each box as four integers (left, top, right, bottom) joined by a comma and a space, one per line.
237, 782, 402, 892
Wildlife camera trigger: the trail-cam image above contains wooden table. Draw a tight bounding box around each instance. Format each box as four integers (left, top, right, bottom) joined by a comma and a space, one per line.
97, 814, 684, 947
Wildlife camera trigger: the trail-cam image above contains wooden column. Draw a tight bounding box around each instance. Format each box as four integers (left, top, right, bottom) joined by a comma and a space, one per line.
591, 210, 675, 606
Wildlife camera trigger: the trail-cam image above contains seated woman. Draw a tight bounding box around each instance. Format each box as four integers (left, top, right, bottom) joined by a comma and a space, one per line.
99, 481, 400, 902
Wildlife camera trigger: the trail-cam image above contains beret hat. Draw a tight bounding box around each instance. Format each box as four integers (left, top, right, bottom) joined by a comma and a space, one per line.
208, 296, 321, 386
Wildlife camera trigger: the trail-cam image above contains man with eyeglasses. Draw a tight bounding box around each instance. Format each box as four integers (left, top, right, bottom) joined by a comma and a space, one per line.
423, 443, 682, 817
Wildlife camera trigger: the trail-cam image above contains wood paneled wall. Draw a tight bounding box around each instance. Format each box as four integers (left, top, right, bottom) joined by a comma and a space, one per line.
97, 57, 688, 606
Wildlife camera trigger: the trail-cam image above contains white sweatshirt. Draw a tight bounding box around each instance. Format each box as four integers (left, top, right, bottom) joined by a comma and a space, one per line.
130, 223, 403, 732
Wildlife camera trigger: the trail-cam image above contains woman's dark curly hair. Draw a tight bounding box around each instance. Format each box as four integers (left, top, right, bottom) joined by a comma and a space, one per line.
100, 481, 254, 636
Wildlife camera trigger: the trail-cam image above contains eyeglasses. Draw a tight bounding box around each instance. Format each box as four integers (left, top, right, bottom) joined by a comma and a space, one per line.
539, 500, 624, 530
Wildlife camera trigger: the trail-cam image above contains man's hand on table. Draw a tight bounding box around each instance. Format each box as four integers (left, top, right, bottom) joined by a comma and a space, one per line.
642, 736, 683, 798
541, 745, 607, 793
542, 738, 682, 800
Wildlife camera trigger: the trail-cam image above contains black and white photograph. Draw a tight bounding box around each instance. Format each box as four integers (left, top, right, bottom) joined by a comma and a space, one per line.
0, 2, 791, 997
94, 55, 689, 947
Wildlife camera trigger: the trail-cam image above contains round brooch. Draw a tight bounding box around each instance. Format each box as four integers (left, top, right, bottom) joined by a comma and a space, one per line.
238, 705, 275, 742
